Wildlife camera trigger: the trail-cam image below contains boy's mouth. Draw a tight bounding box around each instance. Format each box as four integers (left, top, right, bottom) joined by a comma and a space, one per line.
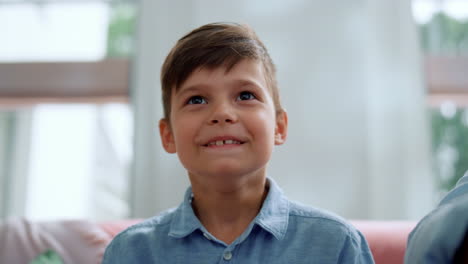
204, 139, 244, 147
202, 137, 246, 147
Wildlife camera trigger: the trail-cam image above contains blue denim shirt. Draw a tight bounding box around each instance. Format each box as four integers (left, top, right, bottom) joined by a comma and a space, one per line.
103, 178, 374, 263
405, 172, 468, 264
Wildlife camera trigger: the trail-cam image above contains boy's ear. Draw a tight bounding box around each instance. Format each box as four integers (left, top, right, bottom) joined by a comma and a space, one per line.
274, 110, 288, 145
159, 118, 176, 153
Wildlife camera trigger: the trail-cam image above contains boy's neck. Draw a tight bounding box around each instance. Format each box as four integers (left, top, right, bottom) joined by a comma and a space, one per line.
189, 173, 269, 245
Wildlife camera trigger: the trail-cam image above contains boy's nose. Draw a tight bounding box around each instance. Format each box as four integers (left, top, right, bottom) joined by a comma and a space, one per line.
210, 118, 234, 124
209, 104, 237, 125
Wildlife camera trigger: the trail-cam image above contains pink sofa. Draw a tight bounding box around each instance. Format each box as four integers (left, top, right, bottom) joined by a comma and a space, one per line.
351, 221, 416, 264
0, 218, 416, 264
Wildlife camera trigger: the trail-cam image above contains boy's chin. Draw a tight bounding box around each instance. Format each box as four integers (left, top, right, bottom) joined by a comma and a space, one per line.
188, 165, 267, 188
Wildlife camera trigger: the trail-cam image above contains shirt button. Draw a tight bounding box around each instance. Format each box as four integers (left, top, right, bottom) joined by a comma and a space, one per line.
223, 251, 232, 261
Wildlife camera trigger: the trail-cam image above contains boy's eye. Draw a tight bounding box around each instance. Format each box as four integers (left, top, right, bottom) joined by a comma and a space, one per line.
187, 96, 207, 105
237, 91, 256, 101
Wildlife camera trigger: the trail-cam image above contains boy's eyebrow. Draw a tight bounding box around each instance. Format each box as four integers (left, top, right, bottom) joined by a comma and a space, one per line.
176, 78, 265, 98
231, 79, 264, 89
175, 85, 206, 98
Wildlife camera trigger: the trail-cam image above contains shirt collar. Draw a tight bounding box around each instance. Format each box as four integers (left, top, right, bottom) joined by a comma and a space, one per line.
168, 186, 203, 238
168, 177, 290, 240
254, 178, 289, 240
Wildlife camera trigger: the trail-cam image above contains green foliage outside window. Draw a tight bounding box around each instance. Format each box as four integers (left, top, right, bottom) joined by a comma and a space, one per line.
419, 12, 468, 192
430, 108, 468, 192
420, 12, 468, 55
106, 2, 137, 57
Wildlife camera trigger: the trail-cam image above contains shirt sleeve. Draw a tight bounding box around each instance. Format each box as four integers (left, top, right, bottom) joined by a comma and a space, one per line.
338, 230, 375, 264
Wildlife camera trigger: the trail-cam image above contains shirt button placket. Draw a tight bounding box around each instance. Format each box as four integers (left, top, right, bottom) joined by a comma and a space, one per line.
223, 251, 232, 261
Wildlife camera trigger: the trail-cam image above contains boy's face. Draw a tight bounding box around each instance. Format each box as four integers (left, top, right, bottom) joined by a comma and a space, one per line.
159, 59, 287, 185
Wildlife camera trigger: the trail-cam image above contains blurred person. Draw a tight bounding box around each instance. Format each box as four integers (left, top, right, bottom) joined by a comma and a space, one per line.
405, 171, 468, 264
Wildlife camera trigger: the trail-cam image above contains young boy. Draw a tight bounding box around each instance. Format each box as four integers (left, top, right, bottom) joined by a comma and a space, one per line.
103, 22, 374, 263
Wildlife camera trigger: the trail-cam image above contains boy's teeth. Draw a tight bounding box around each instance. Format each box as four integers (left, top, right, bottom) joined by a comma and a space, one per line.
208, 139, 241, 146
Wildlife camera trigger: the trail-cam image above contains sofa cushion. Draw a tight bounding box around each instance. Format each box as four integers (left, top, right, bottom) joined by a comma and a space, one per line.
0, 218, 112, 264
352, 220, 416, 264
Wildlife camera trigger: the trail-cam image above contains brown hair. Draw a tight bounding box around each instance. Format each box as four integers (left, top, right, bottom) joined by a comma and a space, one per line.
160, 22, 282, 121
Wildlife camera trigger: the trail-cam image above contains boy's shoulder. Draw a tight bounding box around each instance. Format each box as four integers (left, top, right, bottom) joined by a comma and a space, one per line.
288, 199, 350, 224
273, 198, 373, 262
102, 208, 179, 263
286, 199, 362, 240
111, 207, 177, 241
261, 178, 364, 244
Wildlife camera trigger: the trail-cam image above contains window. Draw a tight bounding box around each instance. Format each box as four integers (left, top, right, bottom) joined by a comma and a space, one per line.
26, 103, 132, 220
413, 0, 468, 193
0, 0, 137, 220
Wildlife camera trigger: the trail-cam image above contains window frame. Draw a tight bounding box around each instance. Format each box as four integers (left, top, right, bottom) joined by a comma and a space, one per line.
1, 56, 467, 106
0, 58, 130, 107
426, 55, 468, 107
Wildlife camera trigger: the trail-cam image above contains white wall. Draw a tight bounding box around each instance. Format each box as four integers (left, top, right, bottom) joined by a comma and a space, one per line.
131, 0, 434, 220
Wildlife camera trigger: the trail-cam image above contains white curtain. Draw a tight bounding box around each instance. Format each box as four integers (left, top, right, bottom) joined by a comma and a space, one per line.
0, 110, 32, 220
131, 0, 434, 220
365, 0, 434, 219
